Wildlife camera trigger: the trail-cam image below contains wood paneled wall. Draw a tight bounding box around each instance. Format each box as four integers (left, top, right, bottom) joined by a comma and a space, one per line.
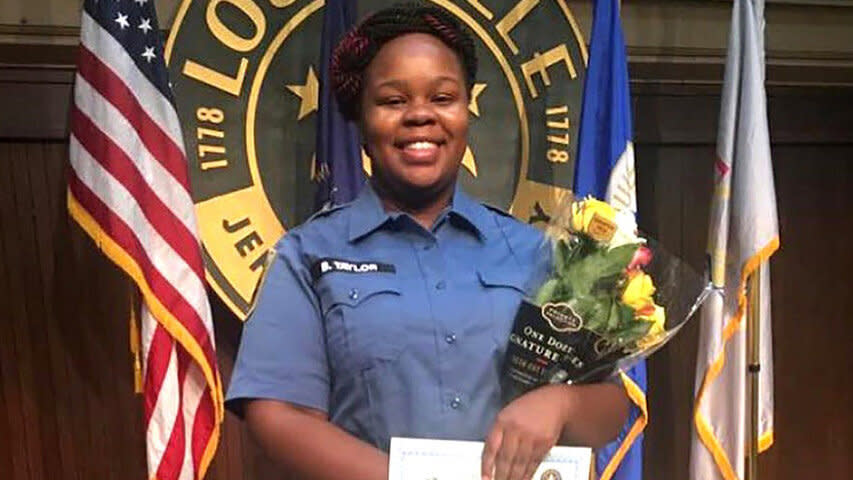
0, 141, 146, 479
0, 140, 284, 480
635, 85, 853, 480
1, 74, 852, 480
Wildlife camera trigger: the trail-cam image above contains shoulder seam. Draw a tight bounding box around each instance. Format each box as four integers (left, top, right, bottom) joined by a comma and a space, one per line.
489, 209, 525, 271
481, 202, 517, 220
304, 202, 351, 222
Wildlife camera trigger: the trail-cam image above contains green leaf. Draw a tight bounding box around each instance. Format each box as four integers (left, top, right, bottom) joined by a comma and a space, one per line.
563, 243, 639, 295
534, 279, 560, 305
553, 240, 564, 274
606, 300, 622, 331
618, 303, 637, 326
574, 295, 609, 331
592, 272, 624, 296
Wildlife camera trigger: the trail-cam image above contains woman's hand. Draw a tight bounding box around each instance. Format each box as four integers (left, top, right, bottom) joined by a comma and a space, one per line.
480, 384, 573, 480
480, 381, 630, 480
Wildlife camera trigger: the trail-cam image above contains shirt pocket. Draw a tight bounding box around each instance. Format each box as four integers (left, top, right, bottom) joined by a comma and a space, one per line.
476, 267, 530, 350
316, 275, 404, 373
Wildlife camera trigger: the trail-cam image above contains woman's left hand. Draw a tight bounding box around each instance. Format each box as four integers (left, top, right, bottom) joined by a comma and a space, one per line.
480, 384, 574, 480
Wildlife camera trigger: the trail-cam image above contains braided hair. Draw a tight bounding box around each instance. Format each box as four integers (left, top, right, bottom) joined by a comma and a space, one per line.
330, 2, 478, 121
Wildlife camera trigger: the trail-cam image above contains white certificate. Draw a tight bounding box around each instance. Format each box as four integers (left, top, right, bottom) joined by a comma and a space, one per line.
389, 437, 592, 480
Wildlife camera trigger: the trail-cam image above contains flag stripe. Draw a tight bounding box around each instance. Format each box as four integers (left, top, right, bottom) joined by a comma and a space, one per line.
179, 362, 207, 480
144, 324, 175, 425
156, 349, 191, 480
67, 168, 217, 374
67, 139, 212, 357
72, 69, 197, 236
79, 12, 185, 153
145, 324, 180, 475
191, 386, 216, 474
76, 42, 189, 191
69, 105, 204, 280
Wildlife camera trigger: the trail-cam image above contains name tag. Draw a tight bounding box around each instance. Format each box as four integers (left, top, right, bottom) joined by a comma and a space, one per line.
311, 257, 396, 280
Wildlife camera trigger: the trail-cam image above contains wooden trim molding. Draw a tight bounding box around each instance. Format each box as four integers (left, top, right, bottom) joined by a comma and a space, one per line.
628, 46, 853, 87
0, 64, 73, 140
0, 43, 77, 66
0, 24, 78, 38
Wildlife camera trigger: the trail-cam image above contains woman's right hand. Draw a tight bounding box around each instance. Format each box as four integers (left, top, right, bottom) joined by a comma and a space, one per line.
480, 385, 571, 480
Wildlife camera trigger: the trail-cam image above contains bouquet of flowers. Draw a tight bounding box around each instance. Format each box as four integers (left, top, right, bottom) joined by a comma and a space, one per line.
501, 197, 711, 402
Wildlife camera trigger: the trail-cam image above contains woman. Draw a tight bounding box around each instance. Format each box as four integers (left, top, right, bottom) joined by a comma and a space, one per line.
226, 4, 629, 480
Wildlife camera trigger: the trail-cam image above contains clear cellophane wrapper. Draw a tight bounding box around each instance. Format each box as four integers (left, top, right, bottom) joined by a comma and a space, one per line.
501, 197, 712, 402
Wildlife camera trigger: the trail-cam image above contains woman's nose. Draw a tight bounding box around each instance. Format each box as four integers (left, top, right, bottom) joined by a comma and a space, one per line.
402, 101, 436, 125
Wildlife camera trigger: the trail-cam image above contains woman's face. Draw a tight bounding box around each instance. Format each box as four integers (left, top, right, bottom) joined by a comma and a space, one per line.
360, 33, 469, 205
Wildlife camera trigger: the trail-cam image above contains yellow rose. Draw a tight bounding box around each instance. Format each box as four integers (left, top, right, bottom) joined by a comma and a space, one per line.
639, 304, 666, 335
636, 304, 666, 350
570, 198, 617, 239
621, 271, 656, 311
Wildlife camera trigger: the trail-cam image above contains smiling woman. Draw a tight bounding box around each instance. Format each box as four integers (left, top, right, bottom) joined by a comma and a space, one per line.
330, 4, 478, 226
224, 4, 629, 480
359, 32, 471, 225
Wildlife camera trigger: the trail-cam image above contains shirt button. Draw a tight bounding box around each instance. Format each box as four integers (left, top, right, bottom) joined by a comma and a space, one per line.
445, 333, 457, 344
435, 280, 446, 290
450, 396, 462, 409
349, 288, 358, 301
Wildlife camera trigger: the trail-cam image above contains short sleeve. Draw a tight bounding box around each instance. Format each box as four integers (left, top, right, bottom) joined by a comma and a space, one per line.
225, 234, 330, 417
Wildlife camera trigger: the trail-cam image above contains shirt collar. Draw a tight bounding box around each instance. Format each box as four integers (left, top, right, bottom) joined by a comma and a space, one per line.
447, 182, 491, 241
347, 182, 491, 243
346, 182, 391, 242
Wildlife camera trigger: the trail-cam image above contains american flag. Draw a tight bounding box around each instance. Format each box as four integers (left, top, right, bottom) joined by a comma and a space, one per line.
67, 1, 223, 479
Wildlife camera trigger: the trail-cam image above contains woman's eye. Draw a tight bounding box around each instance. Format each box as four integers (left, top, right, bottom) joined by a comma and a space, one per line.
433, 94, 454, 104
381, 97, 405, 106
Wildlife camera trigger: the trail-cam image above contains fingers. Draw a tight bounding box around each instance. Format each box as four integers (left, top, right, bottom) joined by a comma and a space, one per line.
493, 430, 519, 480
508, 435, 550, 480
492, 430, 545, 480
485, 387, 567, 480
482, 426, 502, 480
521, 447, 548, 480
501, 434, 531, 480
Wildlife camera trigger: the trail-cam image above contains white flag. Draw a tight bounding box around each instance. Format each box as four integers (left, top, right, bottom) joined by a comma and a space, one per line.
690, 1, 779, 480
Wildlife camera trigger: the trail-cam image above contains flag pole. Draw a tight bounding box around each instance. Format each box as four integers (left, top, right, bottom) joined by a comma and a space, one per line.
746, 268, 762, 480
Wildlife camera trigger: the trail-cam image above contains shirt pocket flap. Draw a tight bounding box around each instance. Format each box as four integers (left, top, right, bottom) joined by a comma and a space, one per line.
317, 275, 402, 315
476, 267, 529, 295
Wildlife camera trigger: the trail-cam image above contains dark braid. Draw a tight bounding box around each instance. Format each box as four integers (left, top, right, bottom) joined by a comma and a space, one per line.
330, 2, 477, 121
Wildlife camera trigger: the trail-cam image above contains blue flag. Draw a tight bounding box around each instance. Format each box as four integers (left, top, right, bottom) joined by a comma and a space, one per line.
315, 0, 364, 208
574, 1, 647, 480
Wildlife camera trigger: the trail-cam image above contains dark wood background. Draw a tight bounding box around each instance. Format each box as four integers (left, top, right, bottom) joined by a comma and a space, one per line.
1, 46, 852, 479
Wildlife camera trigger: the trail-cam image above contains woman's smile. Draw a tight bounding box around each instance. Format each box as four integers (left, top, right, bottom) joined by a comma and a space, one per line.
397, 138, 444, 162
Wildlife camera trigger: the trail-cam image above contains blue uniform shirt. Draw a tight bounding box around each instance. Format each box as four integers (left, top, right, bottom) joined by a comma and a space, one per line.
226, 183, 552, 450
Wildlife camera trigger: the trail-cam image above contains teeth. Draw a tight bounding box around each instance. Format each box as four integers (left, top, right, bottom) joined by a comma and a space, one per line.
405, 141, 437, 150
